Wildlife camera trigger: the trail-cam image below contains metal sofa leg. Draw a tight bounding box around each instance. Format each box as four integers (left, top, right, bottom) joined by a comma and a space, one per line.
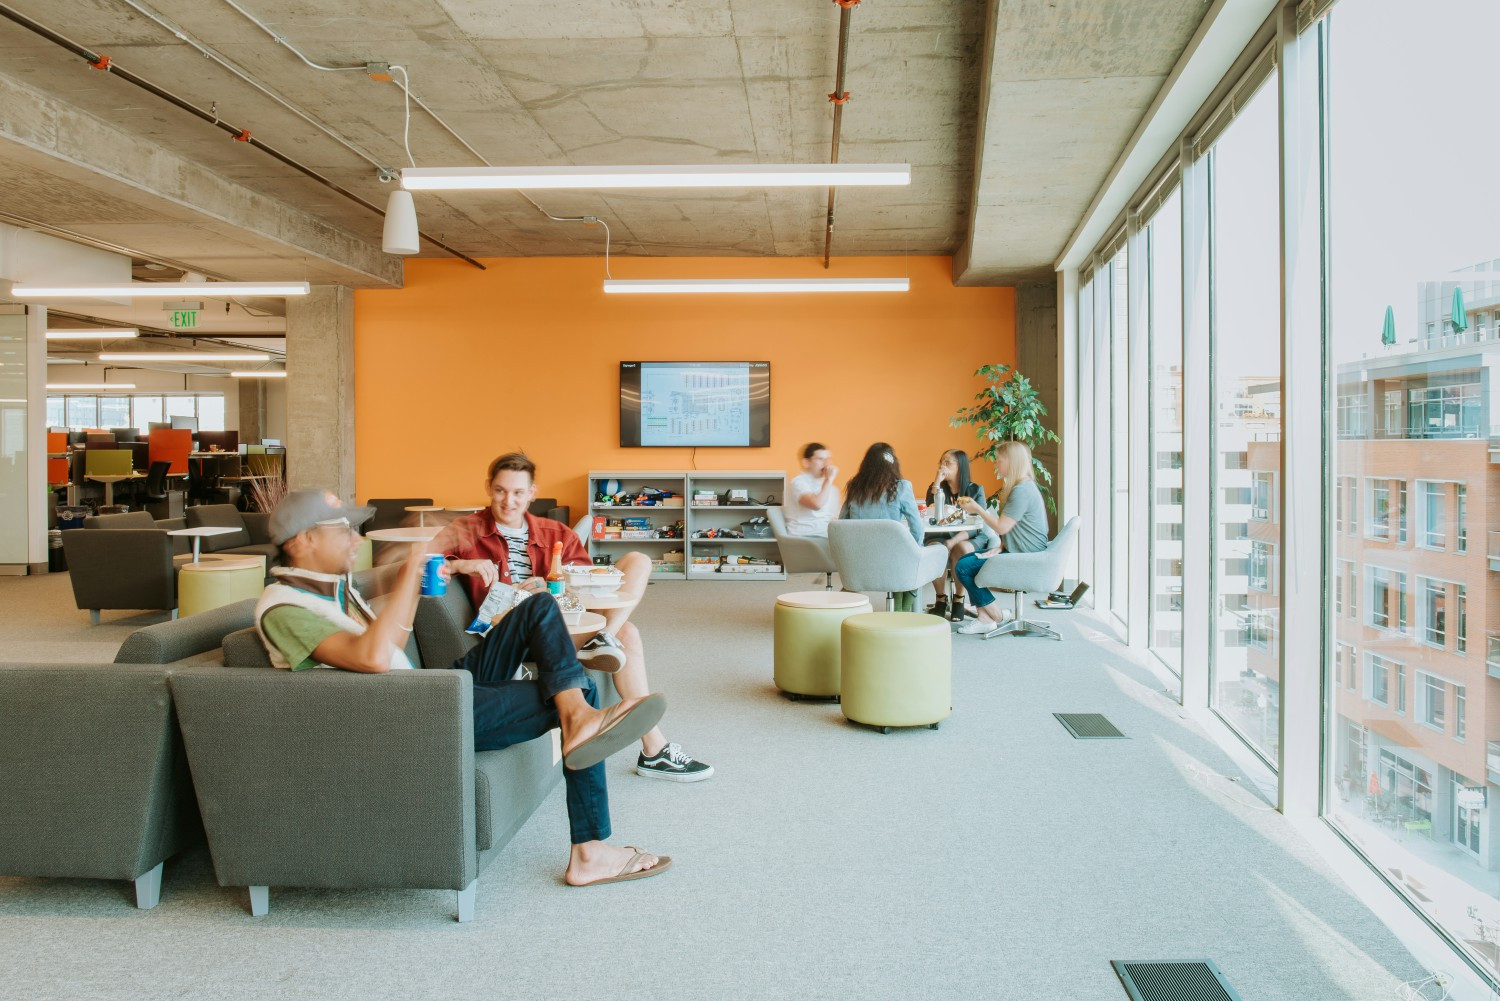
134, 862, 163, 909
248, 885, 269, 917
456, 879, 477, 923
90, 609, 100, 626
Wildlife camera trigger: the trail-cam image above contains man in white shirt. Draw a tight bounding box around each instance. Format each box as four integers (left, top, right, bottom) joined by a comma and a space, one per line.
784, 442, 839, 536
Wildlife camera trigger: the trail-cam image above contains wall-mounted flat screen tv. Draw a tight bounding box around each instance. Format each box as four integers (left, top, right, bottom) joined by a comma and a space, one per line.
620, 361, 770, 448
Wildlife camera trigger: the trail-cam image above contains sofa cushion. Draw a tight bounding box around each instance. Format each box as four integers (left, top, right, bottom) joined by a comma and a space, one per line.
84, 511, 157, 531
474, 734, 560, 857
115, 599, 258, 664
413, 586, 482, 670
222, 627, 274, 668
185, 504, 251, 551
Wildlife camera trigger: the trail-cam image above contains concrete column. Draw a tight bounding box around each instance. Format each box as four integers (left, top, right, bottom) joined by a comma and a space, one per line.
285, 286, 355, 502
237, 379, 263, 443
1016, 281, 1060, 498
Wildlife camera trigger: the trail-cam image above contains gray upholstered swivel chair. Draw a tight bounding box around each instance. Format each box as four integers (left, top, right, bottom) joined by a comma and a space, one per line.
828, 520, 949, 611
767, 506, 836, 590
972, 517, 1080, 640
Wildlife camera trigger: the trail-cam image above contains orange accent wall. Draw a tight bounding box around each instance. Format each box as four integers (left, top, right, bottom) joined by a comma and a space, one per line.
354, 256, 1016, 515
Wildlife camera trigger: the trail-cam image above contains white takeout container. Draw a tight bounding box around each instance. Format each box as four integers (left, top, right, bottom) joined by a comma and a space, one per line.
563, 564, 625, 595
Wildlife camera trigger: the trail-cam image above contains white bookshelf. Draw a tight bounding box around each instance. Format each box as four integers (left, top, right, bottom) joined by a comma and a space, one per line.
586, 469, 786, 582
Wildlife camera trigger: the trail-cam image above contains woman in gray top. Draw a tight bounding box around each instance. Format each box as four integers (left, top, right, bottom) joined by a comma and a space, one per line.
951, 440, 1051, 633
840, 442, 927, 610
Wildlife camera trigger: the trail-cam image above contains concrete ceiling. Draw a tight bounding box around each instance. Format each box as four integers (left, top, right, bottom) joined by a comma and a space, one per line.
0, 0, 1211, 289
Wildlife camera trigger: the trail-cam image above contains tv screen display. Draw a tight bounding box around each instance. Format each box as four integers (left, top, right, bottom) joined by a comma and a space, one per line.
620, 361, 770, 448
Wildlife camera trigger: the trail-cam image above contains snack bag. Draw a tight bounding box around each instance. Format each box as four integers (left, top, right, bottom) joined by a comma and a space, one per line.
465, 580, 529, 636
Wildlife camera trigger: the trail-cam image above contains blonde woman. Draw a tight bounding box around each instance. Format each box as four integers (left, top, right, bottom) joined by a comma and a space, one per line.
951, 440, 1050, 634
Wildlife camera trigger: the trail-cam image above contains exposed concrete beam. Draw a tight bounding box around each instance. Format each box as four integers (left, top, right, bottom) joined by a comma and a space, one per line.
0, 66, 401, 288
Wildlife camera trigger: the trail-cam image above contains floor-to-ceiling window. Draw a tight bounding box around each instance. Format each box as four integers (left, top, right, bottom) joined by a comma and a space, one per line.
1147, 188, 1184, 674
1321, 0, 1500, 979
1206, 70, 1281, 761
1109, 245, 1131, 626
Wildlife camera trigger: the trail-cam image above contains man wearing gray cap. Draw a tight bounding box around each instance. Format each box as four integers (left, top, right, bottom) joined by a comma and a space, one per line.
253, 488, 672, 887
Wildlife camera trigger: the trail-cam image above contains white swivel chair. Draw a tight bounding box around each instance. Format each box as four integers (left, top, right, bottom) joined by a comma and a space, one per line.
828, 520, 949, 611
767, 506, 837, 590
972, 517, 1080, 640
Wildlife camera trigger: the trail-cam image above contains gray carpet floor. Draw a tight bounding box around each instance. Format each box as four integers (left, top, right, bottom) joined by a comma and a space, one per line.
0, 572, 1430, 1000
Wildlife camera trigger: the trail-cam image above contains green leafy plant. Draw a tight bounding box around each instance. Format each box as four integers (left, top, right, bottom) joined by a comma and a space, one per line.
949, 363, 1060, 513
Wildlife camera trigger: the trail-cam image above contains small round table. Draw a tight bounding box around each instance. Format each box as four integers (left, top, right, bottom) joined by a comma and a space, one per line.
366, 526, 442, 544
446, 506, 483, 514
178, 556, 264, 617
405, 505, 444, 526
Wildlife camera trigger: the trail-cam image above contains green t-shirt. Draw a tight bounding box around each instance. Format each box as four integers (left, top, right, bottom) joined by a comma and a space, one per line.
261, 604, 346, 671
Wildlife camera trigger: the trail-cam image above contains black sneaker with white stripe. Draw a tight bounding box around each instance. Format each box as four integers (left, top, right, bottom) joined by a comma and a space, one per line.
577, 630, 626, 673
636, 742, 714, 782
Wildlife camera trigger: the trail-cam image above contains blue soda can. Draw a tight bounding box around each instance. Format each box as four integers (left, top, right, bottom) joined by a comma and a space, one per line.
420, 554, 447, 596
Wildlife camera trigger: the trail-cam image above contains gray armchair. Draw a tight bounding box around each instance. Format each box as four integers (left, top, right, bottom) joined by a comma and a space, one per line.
62, 528, 179, 625
184, 504, 279, 571
828, 520, 949, 611
767, 506, 836, 590
85, 509, 190, 556
972, 517, 1081, 640
0, 662, 203, 908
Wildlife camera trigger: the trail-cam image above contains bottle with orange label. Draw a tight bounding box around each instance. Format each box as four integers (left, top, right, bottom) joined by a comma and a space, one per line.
546, 541, 566, 596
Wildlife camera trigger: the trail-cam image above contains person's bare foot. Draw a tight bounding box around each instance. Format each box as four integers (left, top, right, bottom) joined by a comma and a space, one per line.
565, 841, 668, 886
559, 694, 649, 758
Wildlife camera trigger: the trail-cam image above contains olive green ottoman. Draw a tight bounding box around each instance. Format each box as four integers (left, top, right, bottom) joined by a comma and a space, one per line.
774, 591, 872, 699
178, 557, 264, 618
840, 612, 951, 732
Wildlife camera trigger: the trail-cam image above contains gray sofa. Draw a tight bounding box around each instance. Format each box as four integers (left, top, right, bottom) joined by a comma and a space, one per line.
183, 504, 281, 571
165, 569, 615, 922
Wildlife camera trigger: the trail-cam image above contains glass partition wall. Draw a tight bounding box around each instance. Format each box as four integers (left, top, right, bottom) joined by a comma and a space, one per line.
1071, 0, 1500, 985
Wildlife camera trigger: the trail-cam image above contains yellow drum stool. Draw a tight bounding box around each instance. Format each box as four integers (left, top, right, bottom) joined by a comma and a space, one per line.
840, 612, 951, 733
773, 591, 872, 700
178, 557, 264, 617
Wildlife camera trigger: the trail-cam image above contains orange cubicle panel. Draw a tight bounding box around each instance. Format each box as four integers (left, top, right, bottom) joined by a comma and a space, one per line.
148, 429, 191, 474
47, 432, 67, 486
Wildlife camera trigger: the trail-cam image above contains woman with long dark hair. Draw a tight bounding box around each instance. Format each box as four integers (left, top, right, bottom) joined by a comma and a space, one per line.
840, 442, 926, 610
924, 448, 987, 620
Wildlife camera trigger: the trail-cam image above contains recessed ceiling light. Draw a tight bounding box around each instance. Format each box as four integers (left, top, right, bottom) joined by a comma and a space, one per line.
402, 163, 912, 191
13, 282, 310, 298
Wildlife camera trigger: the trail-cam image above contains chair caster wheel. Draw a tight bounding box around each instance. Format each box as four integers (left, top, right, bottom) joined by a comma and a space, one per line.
929, 723, 940, 730
880, 726, 892, 734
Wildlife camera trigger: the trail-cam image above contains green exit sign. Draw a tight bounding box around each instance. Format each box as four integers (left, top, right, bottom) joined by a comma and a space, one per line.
171, 310, 198, 329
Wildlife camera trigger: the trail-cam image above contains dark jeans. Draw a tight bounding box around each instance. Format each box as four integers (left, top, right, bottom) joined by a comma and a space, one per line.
954, 552, 997, 610
451, 595, 609, 845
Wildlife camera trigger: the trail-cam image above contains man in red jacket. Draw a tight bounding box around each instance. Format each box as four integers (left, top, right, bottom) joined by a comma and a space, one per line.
436, 452, 712, 783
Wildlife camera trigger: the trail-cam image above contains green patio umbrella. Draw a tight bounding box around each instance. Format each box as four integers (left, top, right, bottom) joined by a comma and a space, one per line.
1381, 305, 1396, 346
1451, 285, 1469, 335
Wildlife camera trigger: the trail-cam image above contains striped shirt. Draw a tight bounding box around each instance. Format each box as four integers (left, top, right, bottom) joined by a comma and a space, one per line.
498, 522, 532, 582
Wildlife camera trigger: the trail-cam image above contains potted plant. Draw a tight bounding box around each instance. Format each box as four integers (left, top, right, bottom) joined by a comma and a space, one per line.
949, 363, 1059, 513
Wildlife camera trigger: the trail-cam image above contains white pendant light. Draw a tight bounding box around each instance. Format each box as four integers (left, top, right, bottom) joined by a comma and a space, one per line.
46, 328, 139, 340
401, 163, 911, 191
603, 277, 910, 294
14, 282, 310, 298
382, 189, 420, 255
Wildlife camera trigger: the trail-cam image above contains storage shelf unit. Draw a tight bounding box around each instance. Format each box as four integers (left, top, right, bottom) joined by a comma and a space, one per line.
587, 470, 786, 581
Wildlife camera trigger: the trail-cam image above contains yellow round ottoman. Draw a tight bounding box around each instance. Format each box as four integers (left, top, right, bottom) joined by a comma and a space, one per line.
774, 591, 872, 700
178, 556, 264, 617
840, 611, 952, 732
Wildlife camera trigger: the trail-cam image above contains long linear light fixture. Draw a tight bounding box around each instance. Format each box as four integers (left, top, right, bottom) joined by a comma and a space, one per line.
402, 163, 911, 191
47, 383, 137, 390
603, 277, 910, 295
13, 282, 310, 298
46, 328, 139, 340
231, 370, 287, 378
99, 352, 271, 362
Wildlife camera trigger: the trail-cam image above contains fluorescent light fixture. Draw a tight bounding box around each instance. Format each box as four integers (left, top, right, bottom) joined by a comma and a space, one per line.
98, 352, 271, 362
47, 383, 136, 390
403, 163, 911, 191
230, 370, 287, 378
13, 282, 310, 298
603, 277, 910, 294
46, 328, 139, 340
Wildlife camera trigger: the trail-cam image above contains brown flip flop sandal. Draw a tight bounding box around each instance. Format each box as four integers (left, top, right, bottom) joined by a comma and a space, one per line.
572, 849, 672, 887
562, 693, 667, 770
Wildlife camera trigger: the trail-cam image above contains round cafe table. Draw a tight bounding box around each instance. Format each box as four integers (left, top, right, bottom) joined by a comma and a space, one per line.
446, 506, 483, 514
405, 505, 444, 526
365, 526, 442, 544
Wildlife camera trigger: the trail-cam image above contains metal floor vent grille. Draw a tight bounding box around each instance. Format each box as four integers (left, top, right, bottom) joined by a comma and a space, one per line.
1054, 712, 1127, 739
1111, 960, 1243, 1001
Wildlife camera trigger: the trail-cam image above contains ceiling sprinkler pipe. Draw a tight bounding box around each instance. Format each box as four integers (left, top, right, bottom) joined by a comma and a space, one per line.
824, 1, 855, 269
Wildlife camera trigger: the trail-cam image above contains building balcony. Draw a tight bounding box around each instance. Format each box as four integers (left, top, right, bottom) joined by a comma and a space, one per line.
1489, 634, 1500, 679
1490, 533, 1500, 572
1489, 740, 1500, 785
